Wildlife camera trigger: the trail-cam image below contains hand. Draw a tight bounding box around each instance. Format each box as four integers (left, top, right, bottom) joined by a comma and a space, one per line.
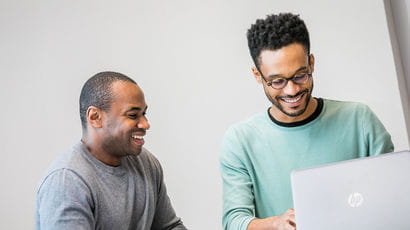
247, 208, 296, 230
271, 209, 296, 230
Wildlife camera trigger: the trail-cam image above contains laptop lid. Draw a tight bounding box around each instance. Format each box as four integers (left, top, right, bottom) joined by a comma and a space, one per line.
291, 150, 410, 230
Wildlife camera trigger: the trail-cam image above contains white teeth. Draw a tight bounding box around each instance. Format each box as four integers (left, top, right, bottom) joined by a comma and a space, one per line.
283, 95, 302, 103
132, 135, 143, 140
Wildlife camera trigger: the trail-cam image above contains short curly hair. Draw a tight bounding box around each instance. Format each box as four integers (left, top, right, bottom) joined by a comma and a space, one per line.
247, 13, 310, 68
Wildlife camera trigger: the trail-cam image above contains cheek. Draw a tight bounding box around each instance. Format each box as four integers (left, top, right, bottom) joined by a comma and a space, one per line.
262, 84, 278, 95
106, 120, 129, 135
122, 120, 138, 132
307, 79, 314, 91
263, 87, 279, 100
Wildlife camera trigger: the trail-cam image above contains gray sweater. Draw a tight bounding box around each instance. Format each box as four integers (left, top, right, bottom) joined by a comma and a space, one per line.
36, 141, 186, 230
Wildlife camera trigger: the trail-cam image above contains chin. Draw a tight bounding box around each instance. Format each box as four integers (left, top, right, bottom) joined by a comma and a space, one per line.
286, 108, 308, 117
123, 149, 142, 157
133, 148, 143, 156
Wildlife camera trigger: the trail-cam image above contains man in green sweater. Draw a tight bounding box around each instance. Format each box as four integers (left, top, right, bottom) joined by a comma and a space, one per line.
220, 13, 394, 230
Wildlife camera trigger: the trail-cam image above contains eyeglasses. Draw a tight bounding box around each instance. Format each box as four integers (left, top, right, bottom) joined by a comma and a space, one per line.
260, 72, 312, 90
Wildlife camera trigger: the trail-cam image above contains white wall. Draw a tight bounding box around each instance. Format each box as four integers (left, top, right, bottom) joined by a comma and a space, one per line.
0, 0, 408, 229
385, 0, 410, 144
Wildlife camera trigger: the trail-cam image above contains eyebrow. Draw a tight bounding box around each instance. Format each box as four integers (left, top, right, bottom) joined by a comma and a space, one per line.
126, 105, 148, 113
267, 66, 309, 79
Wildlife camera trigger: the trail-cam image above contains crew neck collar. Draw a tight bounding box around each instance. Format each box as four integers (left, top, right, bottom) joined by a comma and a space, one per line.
267, 97, 323, 127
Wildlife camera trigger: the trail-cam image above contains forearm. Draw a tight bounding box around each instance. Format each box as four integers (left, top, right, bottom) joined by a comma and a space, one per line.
169, 220, 187, 230
153, 170, 187, 229
152, 196, 187, 230
247, 209, 296, 230
247, 217, 276, 230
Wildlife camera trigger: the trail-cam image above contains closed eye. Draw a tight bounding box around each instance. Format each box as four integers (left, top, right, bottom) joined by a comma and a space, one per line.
271, 78, 286, 86
293, 73, 309, 83
128, 114, 138, 119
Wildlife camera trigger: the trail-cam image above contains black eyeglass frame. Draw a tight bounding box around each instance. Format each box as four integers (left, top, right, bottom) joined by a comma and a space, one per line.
259, 71, 313, 90
255, 54, 313, 90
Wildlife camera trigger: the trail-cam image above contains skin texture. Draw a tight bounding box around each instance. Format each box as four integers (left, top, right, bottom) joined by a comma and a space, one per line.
252, 43, 317, 123
82, 81, 150, 166
248, 43, 318, 230
248, 209, 296, 230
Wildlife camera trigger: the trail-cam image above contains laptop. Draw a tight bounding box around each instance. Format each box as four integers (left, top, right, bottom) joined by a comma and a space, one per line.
291, 150, 410, 230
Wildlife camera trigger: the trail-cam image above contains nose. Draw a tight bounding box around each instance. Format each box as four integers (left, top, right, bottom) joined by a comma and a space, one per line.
282, 79, 301, 96
137, 116, 150, 130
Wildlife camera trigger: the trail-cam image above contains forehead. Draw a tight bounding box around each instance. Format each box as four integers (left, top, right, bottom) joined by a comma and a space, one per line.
110, 81, 146, 109
259, 43, 308, 74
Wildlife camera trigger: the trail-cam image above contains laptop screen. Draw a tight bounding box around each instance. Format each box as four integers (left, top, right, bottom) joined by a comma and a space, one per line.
291, 151, 410, 230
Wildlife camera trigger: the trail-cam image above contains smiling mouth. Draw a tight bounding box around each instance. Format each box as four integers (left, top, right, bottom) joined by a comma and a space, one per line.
279, 90, 307, 104
281, 94, 303, 103
131, 132, 146, 146
132, 134, 144, 140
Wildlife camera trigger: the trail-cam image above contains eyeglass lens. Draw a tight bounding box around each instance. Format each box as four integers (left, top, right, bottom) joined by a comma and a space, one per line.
270, 74, 309, 89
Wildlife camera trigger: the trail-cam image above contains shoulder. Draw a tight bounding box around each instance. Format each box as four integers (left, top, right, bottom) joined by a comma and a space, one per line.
45, 142, 92, 172
37, 142, 96, 193
36, 168, 93, 206
320, 99, 384, 133
221, 112, 269, 163
36, 168, 94, 226
224, 112, 269, 140
323, 98, 369, 112
322, 99, 373, 118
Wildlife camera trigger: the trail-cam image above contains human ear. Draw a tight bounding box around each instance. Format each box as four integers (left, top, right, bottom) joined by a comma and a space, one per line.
309, 54, 315, 73
251, 67, 263, 84
86, 106, 103, 128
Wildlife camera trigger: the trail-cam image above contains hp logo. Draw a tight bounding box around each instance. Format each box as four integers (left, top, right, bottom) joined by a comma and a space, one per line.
348, 192, 364, 207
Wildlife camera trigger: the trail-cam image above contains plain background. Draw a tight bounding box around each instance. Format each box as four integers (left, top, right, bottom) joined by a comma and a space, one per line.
386, 0, 410, 137
1, 0, 409, 229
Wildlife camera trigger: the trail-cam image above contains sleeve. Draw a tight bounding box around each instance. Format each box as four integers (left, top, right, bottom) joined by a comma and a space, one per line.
362, 105, 394, 155
36, 169, 95, 230
150, 158, 187, 230
220, 127, 255, 230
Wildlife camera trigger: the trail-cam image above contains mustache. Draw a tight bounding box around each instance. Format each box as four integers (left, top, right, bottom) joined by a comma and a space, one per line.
130, 129, 146, 135
277, 89, 309, 99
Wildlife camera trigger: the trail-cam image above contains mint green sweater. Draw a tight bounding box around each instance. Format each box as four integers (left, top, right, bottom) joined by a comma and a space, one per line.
220, 99, 394, 230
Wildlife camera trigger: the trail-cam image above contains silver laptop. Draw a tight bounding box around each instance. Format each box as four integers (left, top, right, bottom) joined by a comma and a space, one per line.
291, 150, 410, 230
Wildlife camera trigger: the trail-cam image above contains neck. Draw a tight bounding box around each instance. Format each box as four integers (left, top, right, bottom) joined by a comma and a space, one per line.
81, 137, 122, 167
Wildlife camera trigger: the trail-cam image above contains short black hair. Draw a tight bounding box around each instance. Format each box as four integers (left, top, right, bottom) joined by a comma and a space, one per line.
79, 71, 136, 130
247, 13, 310, 68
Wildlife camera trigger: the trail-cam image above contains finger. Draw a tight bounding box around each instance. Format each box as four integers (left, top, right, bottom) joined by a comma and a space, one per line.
286, 208, 295, 215
286, 222, 296, 230
288, 213, 296, 223
289, 218, 296, 227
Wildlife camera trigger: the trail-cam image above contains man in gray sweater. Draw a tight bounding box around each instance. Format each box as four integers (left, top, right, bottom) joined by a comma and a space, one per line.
36, 71, 187, 230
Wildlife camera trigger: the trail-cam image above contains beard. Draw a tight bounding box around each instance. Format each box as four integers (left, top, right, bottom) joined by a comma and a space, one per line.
265, 81, 314, 118
101, 129, 142, 158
